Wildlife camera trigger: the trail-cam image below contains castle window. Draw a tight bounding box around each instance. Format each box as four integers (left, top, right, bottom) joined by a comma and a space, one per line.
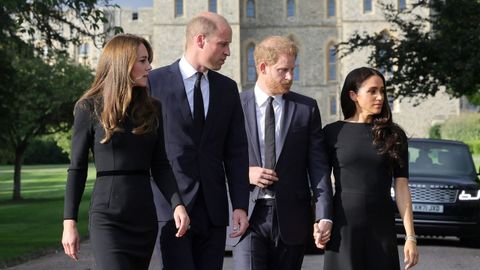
175, 0, 183, 17
287, 0, 295, 17
329, 96, 337, 115
328, 0, 335, 17
398, 0, 406, 11
247, 44, 256, 82
246, 0, 255, 18
364, 0, 372, 13
132, 12, 138, 20
327, 44, 337, 81
294, 57, 299, 81
209, 0, 217, 13
79, 43, 89, 56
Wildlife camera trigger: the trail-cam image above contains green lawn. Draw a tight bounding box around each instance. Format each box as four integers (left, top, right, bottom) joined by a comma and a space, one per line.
0, 164, 95, 267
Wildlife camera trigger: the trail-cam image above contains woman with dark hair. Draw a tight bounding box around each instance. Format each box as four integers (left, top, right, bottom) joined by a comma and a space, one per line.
61, 34, 190, 270
314, 67, 418, 269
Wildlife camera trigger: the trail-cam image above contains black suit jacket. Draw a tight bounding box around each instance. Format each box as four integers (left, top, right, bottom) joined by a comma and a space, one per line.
148, 60, 250, 226
240, 89, 333, 245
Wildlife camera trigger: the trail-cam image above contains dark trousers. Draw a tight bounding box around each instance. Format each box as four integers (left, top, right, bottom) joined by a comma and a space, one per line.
233, 199, 305, 270
155, 192, 226, 270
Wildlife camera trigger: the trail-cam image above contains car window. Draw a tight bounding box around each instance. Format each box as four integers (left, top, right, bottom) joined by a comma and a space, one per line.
409, 141, 476, 177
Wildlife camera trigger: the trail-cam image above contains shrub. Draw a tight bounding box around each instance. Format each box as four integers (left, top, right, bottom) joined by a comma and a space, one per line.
429, 124, 442, 139
465, 140, 480, 155
23, 138, 69, 164
441, 113, 480, 142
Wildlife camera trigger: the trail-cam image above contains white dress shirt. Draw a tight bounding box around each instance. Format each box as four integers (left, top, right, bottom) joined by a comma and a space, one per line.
179, 56, 209, 117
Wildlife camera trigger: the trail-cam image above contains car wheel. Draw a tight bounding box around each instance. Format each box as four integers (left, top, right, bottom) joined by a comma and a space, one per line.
460, 236, 480, 248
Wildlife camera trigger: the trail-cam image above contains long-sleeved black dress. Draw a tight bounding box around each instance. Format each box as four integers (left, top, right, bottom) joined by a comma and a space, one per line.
323, 121, 408, 270
63, 99, 182, 270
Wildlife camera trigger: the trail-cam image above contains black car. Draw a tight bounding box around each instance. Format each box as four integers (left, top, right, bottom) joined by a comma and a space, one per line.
392, 138, 480, 245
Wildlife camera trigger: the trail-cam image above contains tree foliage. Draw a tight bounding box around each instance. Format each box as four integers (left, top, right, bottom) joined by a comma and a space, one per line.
0, 0, 121, 48
338, 0, 480, 104
0, 42, 93, 200
0, 0, 120, 200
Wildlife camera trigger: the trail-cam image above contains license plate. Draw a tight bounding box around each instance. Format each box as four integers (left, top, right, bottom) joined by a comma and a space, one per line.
412, 203, 444, 213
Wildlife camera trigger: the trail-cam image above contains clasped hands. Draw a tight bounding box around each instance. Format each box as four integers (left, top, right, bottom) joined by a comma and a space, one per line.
313, 220, 332, 249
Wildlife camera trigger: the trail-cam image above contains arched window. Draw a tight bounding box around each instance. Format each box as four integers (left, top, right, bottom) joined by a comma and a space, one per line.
398, 0, 406, 11
327, 44, 336, 81
175, 0, 183, 17
247, 44, 256, 82
364, 0, 372, 13
209, 0, 217, 13
328, 0, 335, 17
287, 0, 295, 17
246, 0, 255, 18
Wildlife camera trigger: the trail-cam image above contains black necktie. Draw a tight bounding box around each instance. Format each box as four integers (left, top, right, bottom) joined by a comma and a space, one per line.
264, 97, 276, 169
193, 72, 204, 143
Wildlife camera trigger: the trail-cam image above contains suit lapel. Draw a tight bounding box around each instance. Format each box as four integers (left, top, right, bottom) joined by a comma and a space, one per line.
169, 62, 193, 125
277, 93, 295, 161
243, 91, 262, 166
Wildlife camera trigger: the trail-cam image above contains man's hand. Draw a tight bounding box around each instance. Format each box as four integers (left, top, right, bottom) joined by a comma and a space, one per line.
173, 205, 190, 238
313, 220, 332, 249
249, 166, 279, 188
62, 219, 80, 261
229, 209, 249, 238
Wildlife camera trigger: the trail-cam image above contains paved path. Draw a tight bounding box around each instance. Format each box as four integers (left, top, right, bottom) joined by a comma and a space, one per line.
3, 240, 323, 270
5, 238, 480, 270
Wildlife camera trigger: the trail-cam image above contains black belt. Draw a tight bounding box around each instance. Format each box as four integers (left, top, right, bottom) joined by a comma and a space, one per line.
96, 170, 150, 177
255, 199, 276, 206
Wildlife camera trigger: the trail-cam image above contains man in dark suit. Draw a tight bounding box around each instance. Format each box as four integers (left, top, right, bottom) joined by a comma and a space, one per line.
148, 12, 250, 270
232, 36, 334, 270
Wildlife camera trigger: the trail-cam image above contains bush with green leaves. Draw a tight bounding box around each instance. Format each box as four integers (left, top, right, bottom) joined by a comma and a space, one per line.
23, 137, 69, 164
437, 113, 480, 154
441, 113, 480, 142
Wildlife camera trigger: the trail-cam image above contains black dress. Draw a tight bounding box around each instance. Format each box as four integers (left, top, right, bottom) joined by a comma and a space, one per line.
63, 99, 182, 270
323, 121, 408, 270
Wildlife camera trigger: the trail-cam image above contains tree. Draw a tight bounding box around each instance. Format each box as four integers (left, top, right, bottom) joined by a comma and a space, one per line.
338, 0, 480, 104
0, 0, 120, 48
0, 44, 93, 200
0, 1, 121, 200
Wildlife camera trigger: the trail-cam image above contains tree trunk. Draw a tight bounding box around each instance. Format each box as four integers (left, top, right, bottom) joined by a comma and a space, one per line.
12, 143, 27, 201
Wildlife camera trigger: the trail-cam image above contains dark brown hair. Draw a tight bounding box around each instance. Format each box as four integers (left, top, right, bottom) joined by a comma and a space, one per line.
340, 67, 407, 167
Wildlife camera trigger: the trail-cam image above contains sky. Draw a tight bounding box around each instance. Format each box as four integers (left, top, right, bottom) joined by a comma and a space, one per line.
109, 0, 152, 8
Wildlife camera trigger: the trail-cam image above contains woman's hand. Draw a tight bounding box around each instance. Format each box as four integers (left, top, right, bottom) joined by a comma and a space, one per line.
62, 219, 80, 261
173, 205, 190, 237
313, 220, 332, 249
404, 239, 419, 269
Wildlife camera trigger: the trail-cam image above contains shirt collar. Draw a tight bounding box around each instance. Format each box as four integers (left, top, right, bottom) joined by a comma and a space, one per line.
179, 56, 209, 82
254, 84, 283, 107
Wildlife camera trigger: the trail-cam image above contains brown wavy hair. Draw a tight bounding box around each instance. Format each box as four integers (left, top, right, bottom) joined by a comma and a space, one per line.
77, 34, 157, 143
340, 67, 407, 167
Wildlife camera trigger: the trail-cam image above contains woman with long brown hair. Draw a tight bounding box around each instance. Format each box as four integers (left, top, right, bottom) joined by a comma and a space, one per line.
314, 67, 418, 269
61, 34, 189, 269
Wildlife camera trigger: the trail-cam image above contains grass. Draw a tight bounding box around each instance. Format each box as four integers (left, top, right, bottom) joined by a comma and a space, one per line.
0, 164, 95, 268
473, 154, 480, 172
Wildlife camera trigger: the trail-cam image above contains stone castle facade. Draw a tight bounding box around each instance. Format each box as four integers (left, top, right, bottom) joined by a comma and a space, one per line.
74, 0, 466, 137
